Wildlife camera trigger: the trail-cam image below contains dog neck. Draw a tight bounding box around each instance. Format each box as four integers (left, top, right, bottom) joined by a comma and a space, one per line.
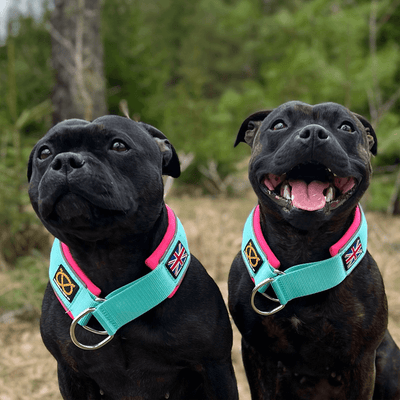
59, 205, 170, 297
258, 204, 357, 271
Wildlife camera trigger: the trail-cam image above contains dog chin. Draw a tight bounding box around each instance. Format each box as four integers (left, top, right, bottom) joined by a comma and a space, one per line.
279, 207, 338, 231
53, 193, 93, 221
41, 193, 130, 234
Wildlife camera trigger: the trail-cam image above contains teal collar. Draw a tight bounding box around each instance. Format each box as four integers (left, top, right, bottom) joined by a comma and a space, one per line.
241, 204, 368, 315
49, 205, 190, 350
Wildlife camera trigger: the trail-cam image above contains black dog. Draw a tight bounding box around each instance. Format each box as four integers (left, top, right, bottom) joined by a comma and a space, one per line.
28, 116, 238, 400
228, 101, 400, 399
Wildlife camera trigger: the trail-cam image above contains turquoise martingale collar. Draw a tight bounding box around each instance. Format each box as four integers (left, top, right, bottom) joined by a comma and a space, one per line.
241, 204, 368, 315
49, 205, 190, 350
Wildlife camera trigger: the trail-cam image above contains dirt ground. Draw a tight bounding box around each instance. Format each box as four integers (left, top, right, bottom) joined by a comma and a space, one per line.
1, 193, 400, 400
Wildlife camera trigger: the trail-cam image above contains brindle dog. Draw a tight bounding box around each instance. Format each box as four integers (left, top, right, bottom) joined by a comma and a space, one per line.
228, 101, 400, 399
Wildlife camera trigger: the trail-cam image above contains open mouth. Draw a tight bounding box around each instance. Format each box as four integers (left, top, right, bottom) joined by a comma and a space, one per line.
261, 162, 357, 212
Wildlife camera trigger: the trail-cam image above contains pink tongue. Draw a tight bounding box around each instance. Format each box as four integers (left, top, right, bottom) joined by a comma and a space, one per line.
334, 177, 354, 193
289, 180, 330, 211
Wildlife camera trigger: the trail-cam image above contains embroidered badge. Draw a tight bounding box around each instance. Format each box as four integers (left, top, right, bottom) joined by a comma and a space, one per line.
342, 237, 363, 271
244, 239, 263, 273
53, 265, 79, 302
166, 241, 188, 279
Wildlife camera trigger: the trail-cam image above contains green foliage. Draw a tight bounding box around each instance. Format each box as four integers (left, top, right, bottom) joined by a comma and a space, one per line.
373, 112, 400, 165
367, 172, 399, 211
0, 11, 53, 267
101, 0, 400, 196
0, 100, 52, 265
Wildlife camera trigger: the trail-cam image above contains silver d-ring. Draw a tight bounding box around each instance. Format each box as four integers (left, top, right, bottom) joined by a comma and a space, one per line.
251, 278, 285, 316
70, 308, 114, 350
83, 297, 108, 335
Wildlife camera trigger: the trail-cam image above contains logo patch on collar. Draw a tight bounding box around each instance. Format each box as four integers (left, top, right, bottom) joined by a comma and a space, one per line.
244, 239, 263, 273
342, 237, 363, 271
53, 265, 79, 302
166, 241, 188, 279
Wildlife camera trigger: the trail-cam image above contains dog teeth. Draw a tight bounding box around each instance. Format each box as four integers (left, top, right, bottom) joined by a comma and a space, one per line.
282, 184, 291, 200
325, 186, 335, 202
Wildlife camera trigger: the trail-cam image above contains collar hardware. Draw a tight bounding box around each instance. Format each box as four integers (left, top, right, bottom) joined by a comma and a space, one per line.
70, 307, 114, 350
251, 277, 286, 316
49, 205, 190, 350
242, 204, 368, 315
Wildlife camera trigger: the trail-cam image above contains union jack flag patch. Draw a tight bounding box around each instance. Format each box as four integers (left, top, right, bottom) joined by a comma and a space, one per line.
342, 237, 363, 271
166, 241, 188, 279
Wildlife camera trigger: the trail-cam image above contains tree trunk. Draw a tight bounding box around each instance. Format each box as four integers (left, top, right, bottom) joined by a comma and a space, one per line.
50, 0, 107, 124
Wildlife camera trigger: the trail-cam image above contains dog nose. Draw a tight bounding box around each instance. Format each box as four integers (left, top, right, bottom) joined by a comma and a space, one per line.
298, 125, 329, 141
51, 152, 85, 172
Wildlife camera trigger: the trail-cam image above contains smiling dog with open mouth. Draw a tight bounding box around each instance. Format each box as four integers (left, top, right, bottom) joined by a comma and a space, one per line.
229, 101, 400, 399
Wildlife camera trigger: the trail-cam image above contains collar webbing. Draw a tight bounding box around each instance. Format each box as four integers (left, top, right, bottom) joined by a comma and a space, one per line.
49, 205, 190, 339
241, 205, 368, 310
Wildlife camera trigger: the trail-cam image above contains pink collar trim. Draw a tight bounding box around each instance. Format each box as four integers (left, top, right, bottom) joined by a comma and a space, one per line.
61, 242, 102, 297
145, 205, 176, 270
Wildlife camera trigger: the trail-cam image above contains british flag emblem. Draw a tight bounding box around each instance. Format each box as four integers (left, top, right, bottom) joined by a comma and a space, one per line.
166, 241, 188, 278
342, 237, 363, 271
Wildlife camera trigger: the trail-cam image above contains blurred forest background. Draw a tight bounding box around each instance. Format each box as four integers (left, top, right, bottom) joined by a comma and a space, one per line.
0, 0, 400, 306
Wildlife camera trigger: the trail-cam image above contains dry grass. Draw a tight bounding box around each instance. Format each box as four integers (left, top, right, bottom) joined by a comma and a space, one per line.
0, 193, 399, 400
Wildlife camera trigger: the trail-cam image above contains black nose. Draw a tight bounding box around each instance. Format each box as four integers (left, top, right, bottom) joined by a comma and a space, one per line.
51, 152, 85, 172
298, 124, 330, 141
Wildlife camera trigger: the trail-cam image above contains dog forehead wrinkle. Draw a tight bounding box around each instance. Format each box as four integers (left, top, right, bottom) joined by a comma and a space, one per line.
313, 103, 351, 123
262, 102, 312, 127
293, 103, 313, 116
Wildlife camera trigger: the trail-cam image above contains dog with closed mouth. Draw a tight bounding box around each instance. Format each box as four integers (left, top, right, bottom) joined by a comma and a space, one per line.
228, 101, 400, 399
28, 116, 238, 400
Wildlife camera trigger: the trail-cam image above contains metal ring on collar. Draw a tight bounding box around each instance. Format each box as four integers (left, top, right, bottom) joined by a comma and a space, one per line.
259, 269, 285, 303
251, 278, 285, 316
82, 297, 108, 335
70, 307, 114, 350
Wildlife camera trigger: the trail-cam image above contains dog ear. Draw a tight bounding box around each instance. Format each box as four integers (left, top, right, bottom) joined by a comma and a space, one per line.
138, 122, 181, 178
234, 110, 273, 147
353, 113, 378, 156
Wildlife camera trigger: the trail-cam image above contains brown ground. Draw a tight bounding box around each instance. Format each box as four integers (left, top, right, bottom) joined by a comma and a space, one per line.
1, 193, 400, 400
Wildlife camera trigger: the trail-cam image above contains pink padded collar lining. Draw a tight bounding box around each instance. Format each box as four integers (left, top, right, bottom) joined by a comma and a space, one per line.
145, 205, 176, 270
61, 242, 102, 297
253, 206, 281, 269
329, 205, 361, 257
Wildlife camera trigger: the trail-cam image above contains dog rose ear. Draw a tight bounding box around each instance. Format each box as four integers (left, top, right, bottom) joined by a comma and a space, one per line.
138, 122, 181, 178
353, 113, 378, 156
234, 110, 273, 147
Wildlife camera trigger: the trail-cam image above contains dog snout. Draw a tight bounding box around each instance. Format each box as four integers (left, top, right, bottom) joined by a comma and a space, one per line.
51, 152, 85, 173
298, 124, 330, 142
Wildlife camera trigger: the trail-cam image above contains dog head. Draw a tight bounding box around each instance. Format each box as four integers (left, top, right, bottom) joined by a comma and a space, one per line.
28, 116, 180, 242
235, 101, 377, 230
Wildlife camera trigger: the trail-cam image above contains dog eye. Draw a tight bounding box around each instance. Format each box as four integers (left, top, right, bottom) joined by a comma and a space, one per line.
271, 121, 287, 131
339, 123, 354, 132
111, 141, 128, 152
38, 147, 52, 160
